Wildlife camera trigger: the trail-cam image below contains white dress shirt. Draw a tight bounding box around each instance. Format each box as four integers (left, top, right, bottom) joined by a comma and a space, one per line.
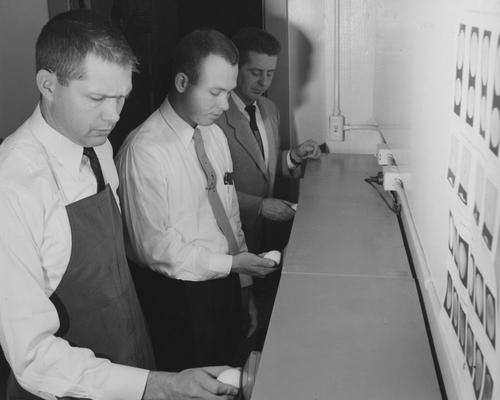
231, 91, 296, 170
116, 99, 247, 282
0, 105, 148, 400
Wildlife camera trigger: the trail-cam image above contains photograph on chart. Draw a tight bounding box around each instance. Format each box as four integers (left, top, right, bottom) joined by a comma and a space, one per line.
458, 235, 469, 287
459, 302, 467, 353
469, 253, 476, 303
466, 27, 479, 127
473, 342, 484, 399
490, 99, 499, 157
479, 30, 491, 139
481, 365, 493, 400
452, 286, 460, 333
454, 23, 466, 116
449, 211, 458, 256
466, 322, 474, 375
485, 285, 495, 348
444, 271, 453, 316
473, 161, 485, 226
458, 146, 472, 205
447, 137, 459, 188
488, 37, 499, 156
475, 267, 485, 324
481, 178, 497, 251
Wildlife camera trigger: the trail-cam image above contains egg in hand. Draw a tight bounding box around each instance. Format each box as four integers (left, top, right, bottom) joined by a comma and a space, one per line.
263, 250, 281, 265
217, 368, 241, 388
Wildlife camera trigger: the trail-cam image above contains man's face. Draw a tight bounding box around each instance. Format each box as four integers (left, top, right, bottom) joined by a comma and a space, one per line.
43, 53, 132, 147
182, 54, 238, 126
235, 51, 278, 104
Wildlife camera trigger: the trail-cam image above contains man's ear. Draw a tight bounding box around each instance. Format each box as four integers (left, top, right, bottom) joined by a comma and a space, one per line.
174, 72, 189, 93
36, 69, 58, 100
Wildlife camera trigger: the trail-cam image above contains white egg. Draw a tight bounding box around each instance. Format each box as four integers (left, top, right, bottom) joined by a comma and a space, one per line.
264, 250, 281, 264
217, 368, 241, 388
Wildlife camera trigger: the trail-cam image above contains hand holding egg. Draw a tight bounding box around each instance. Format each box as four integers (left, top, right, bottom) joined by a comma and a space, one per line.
217, 368, 241, 388
263, 250, 281, 265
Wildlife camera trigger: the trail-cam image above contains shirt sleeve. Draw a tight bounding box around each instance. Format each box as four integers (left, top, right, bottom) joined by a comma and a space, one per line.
116, 142, 233, 281
0, 186, 148, 400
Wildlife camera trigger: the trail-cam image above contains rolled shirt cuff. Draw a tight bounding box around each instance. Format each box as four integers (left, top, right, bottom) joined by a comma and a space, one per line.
101, 364, 149, 400
208, 253, 233, 277
287, 150, 301, 169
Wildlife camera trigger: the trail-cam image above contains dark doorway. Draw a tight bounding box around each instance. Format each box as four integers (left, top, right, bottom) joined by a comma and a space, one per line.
108, 0, 264, 153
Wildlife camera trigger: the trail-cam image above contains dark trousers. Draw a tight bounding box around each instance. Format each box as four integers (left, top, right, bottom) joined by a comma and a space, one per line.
130, 263, 241, 371
240, 218, 291, 354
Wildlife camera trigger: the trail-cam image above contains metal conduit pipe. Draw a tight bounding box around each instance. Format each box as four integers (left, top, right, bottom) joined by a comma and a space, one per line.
394, 179, 461, 400
394, 180, 439, 307
333, 0, 341, 116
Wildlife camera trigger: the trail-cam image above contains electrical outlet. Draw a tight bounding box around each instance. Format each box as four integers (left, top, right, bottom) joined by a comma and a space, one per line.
376, 144, 394, 165
382, 165, 409, 191
329, 115, 344, 141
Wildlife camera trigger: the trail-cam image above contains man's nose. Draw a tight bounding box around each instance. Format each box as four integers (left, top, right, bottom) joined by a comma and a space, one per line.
258, 74, 271, 88
218, 94, 230, 111
101, 99, 120, 123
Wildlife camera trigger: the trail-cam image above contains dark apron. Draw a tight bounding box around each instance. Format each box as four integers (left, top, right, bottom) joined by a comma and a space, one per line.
7, 186, 155, 399
130, 261, 241, 372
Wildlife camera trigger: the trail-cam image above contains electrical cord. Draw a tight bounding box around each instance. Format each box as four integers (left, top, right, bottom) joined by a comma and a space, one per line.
364, 172, 401, 214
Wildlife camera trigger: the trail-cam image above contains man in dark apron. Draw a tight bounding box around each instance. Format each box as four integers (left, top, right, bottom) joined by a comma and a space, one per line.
0, 9, 238, 400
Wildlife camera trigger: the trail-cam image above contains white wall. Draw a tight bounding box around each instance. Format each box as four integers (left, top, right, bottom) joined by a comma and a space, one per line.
0, 1, 48, 139
265, 0, 381, 152
374, 3, 500, 398
265, 0, 500, 398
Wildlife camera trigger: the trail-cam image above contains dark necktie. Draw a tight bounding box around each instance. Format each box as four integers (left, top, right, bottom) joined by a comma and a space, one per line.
244, 104, 265, 159
192, 128, 240, 255
83, 147, 106, 193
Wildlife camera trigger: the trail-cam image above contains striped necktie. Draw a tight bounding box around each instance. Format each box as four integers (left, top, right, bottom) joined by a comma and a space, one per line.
192, 128, 239, 255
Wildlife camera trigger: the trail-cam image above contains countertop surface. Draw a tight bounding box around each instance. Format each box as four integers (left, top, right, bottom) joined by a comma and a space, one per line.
250, 154, 442, 400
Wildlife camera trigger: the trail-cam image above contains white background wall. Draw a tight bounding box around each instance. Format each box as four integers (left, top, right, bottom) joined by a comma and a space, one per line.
265, 0, 499, 398
0, 1, 48, 139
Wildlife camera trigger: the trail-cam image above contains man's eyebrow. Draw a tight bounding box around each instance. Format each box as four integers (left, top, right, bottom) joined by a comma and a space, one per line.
87, 91, 132, 98
249, 67, 276, 72
212, 86, 232, 91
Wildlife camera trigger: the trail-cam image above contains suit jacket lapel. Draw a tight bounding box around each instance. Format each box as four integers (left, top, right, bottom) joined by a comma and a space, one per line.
258, 99, 277, 185
226, 97, 268, 179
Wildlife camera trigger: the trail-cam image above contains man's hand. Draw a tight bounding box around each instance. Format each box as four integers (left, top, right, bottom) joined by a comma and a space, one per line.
143, 368, 238, 400
291, 139, 321, 162
261, 198, 295, 222
240, 286, 258, 338
231, 252, 277, 277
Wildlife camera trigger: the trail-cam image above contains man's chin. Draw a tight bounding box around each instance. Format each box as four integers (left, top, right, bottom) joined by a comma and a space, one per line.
85, 134, 109, 147
199, 115, 221, 126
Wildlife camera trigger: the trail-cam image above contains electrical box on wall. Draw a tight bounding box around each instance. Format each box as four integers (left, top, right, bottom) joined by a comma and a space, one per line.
328, 115, 345, 141
382, 165, 410, 191
376, 143, 394, 165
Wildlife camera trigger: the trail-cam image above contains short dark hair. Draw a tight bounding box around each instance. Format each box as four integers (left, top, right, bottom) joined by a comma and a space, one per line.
171, 29, 239, 85
232, 28, 281, 66
36, 9, 138, 85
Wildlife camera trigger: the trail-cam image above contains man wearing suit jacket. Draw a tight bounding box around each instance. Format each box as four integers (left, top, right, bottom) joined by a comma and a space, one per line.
216, 28, 320, 352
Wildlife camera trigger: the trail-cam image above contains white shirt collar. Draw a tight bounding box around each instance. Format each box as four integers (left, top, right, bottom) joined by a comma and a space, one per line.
29, 103, 85, 180
161, 98, 197, 149
231, 92, 256, 119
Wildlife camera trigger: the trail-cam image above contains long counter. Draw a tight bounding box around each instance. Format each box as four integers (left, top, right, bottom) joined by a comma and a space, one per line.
250, 154, 442, 400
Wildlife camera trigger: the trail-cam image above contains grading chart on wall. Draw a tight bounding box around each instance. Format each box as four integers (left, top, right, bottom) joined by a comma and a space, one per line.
444, 8, 500, 400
